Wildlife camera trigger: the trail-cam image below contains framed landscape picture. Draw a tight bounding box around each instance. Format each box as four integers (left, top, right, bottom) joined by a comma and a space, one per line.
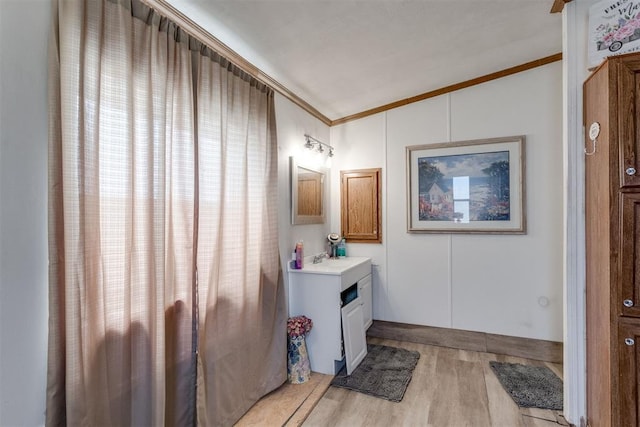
406, 136, 526, 234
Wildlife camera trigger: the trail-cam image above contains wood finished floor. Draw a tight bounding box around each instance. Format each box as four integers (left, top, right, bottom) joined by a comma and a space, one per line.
235, 372, 333, 427
303, 337, 568, 427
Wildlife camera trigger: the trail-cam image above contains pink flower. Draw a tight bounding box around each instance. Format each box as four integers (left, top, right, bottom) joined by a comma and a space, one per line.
629, 18, 640, 29
287, 315, 313, 337
616, 25, 635, 39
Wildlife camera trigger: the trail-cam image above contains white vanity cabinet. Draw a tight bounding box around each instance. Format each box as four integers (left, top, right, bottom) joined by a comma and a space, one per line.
358, 273, 372, 330
288, 257, 372, 375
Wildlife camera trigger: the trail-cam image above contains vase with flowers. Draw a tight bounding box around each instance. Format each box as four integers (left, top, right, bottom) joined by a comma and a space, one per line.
287, 315, 313, 384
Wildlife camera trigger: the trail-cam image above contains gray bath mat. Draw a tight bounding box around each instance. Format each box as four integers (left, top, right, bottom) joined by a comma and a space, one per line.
489, 361, 563, 410
330, 344, 420, 402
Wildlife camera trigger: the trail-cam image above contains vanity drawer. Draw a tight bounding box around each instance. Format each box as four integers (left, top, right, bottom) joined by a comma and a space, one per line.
341, 259, 371, 290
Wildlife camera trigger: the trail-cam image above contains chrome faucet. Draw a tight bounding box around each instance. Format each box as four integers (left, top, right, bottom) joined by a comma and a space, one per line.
312, 252, 328, 264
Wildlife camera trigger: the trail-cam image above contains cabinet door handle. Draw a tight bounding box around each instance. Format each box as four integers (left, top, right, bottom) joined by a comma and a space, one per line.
625, 338, 635, 346
623, 299, 634, 308
626, 167, 637, 176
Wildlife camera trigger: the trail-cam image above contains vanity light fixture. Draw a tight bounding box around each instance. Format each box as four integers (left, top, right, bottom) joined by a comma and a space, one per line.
304, 134, 334, 157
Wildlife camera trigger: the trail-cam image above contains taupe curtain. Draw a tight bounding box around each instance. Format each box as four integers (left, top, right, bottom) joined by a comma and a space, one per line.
194, 51, 285, 426
47, 0, 285, 425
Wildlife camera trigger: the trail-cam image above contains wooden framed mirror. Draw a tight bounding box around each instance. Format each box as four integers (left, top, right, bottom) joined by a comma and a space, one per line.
290, 157, 327, 225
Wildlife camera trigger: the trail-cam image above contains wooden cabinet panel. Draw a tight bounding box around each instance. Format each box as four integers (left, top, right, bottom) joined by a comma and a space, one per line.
617, 57, 640, 188
297, 172, 323, 216
340, 168, 382, 243
584, 53, 640, 426
621, 194, 640, 318
585, 59, 615, 427
618, 319, 640, 427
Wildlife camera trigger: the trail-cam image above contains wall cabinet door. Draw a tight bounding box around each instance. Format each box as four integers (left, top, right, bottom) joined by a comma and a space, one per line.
618, 319, 640, 427
341, 297, 367, 375
341, 169, 382, 243
616, 57, 640, 188
620, 193, 640, 317
358, 274, 373, 330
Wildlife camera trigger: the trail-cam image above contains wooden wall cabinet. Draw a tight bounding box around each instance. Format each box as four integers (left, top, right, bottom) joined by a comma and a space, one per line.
620, 194, 640, 319
584, 53, 640, 427
340, 168, 382, 243
618, 319, 640, 427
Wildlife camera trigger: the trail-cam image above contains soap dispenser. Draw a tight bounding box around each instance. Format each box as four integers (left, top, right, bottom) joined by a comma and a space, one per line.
337, 238, 346, 258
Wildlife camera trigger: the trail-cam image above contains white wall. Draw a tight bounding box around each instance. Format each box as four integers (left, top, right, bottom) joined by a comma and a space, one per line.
331, 62, 564, 342
329, 115, 388, 318
274, 94, 332, 303
0, 1, 50, 425
0, 0, 567, 424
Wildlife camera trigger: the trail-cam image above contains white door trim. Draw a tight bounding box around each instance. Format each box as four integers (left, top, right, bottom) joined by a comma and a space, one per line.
562, 2, 587, 424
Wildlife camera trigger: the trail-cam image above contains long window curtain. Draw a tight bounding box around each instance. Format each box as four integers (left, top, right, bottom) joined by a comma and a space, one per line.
194, 51, 284, 426
47, 0, 285, 425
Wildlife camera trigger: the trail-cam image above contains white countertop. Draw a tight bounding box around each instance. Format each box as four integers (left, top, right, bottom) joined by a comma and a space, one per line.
288, 256, 371, 276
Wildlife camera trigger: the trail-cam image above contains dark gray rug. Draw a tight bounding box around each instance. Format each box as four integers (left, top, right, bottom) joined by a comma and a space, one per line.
489, 361, 563, 410
330, 344, 420, 402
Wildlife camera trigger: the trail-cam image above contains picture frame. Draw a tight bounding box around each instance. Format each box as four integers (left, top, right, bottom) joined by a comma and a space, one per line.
587, 0, 640, 69
406, 136, 526, 234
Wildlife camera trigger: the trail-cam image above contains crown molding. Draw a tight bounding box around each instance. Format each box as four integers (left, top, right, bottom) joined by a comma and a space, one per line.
140, 1, 562, 129
551, 0, 573, 14
331, 53, 563, 126
141, 0, 332, 126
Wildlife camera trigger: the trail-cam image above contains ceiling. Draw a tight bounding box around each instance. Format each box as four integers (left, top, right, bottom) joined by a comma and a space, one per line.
166, 1, 562, 122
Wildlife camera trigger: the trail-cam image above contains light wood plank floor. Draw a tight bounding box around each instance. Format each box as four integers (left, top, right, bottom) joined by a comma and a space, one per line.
237, 337, 569, 427
303, 337, 568, 427
235, 372, 333, 427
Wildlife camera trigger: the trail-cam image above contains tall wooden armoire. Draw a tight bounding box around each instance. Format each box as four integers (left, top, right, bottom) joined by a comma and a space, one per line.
584, 52, 640, 427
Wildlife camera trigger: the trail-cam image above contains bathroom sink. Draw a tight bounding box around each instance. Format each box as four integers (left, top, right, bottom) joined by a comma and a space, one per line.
324, 258, 359, 267
293, 256, 371, 277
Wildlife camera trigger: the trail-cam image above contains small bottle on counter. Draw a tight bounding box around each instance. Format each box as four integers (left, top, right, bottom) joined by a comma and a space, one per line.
337, 238, 346, 258
295, 241, 304, 269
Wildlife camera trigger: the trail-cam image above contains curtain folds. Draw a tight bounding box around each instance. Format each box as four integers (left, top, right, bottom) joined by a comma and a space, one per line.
47, 1, 285, 425
194, 51, 285, 427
